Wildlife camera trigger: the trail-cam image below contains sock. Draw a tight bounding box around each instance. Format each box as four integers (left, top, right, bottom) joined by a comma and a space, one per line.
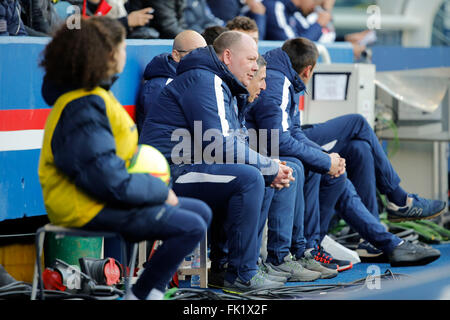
123, 289, 139, 300
146, 288, 164, 300
386, 186, 408, 207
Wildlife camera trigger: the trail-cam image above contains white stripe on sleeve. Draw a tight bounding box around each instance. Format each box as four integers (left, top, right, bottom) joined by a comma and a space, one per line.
280, 77, 291, 131
214, 75, 230, 137
274, 1, 296, 39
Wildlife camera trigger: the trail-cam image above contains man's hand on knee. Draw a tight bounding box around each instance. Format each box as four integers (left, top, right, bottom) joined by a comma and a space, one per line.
328, 153, 346, 178
271, 161, 295, 190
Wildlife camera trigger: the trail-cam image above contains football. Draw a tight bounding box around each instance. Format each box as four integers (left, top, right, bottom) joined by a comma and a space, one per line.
127, 144, 170, 185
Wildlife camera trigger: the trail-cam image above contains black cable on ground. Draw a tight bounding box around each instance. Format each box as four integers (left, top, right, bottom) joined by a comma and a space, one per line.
0, 280, 125, 300
167, 269, 410, 300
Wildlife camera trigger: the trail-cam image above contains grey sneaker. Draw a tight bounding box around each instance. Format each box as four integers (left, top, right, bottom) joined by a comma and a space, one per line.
267, 254, 321, 282
257, 267, 287, 283
259, 260, 291, 279
223, 272, 284, 292
388, 240, 441, 267
297, 256, 338, 279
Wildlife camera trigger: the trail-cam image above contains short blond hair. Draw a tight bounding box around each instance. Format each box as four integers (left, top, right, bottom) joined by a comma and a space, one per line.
213, 31, 244, 55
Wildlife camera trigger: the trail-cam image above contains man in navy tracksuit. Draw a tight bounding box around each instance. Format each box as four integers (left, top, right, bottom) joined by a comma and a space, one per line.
263, 0, 330, 41
139, 31, 294, 291
246, 38, 443, 267
0, 0, 27, 36
136, 53, 177, 134
136, 30, 207, 133
246, 55, 334, 281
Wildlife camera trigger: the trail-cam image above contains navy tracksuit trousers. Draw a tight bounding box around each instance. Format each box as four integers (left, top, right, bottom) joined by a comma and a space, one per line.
170, 163, 271, 283
82, 197, 212, 299
302, 114, 402, 253
266, 157, 306, 265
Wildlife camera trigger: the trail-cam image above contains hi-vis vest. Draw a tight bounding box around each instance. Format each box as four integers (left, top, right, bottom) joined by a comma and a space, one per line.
38, 87, 137, 227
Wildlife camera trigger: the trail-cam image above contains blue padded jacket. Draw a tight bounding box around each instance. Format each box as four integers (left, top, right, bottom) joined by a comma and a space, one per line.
139, 45, 278, 184
137, 53, 178, 133
245, 47, 331, 174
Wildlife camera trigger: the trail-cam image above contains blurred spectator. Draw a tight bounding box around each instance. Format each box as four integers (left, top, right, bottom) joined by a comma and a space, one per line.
19, 0, 62, 36
264, 0, 373, 59
299, 0, 375, 59
263, 0, 328, 41
1, 0, 28, 35
183, 0, 223, 34
201, 24, 227, 45
85, 0, 158, 38
105, 0, 128, 18
208, 0, 266, 39
302, 0, 337, 43
206, 0, 240, 22
127, 0, 185, 39
226, 16, 259, 44
240, 0, 266, 39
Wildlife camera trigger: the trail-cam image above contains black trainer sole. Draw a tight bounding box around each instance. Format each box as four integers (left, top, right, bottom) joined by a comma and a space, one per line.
389, 254, 441, 267
207, 282, 225, 289
222, 284, 284, 294
359, 253, 389, 263
287, 276, 321, 282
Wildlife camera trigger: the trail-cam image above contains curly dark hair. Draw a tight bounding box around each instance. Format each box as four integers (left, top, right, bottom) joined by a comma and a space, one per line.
225, 16, 258, 32
40, 16, 126, 90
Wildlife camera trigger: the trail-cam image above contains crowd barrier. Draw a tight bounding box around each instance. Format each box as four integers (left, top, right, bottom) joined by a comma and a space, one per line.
0, 37, 354, 221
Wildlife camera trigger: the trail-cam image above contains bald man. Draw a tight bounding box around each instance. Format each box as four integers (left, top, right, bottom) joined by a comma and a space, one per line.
139, 31, 293, 291
136, 30, 207, 133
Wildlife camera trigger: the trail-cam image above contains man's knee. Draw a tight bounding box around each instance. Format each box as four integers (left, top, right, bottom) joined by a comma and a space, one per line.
321, 171, 347, 188
192, 199, 213, 227
285, 160, 304, 186
233, 165, 265, 193
183, 213, 209, 240
346, 140, 372, 162
348, 113, 369, 127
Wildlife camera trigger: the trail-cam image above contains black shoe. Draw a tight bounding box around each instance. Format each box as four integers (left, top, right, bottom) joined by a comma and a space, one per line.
356, 240, 390, 262
207, 269, 225, 289
388, 240, 441, 267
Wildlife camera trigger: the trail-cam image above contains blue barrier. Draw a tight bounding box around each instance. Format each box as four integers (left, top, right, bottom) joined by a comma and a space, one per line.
371, 45, 450, 71
0, 37, 354, 222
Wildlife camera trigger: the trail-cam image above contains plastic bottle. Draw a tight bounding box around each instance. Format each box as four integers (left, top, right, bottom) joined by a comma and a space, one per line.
190, 274, 201, 287
191, 245, 200, 268
190, 245, 201, 287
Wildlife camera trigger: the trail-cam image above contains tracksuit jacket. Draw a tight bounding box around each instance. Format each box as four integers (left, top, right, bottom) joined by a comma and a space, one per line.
263, 0, 322, 41
0, 0, 27, 36
139, 45, 278, 184
245, 47, 331, 174
246, 48, 403, 253
137, 53, 178, 133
